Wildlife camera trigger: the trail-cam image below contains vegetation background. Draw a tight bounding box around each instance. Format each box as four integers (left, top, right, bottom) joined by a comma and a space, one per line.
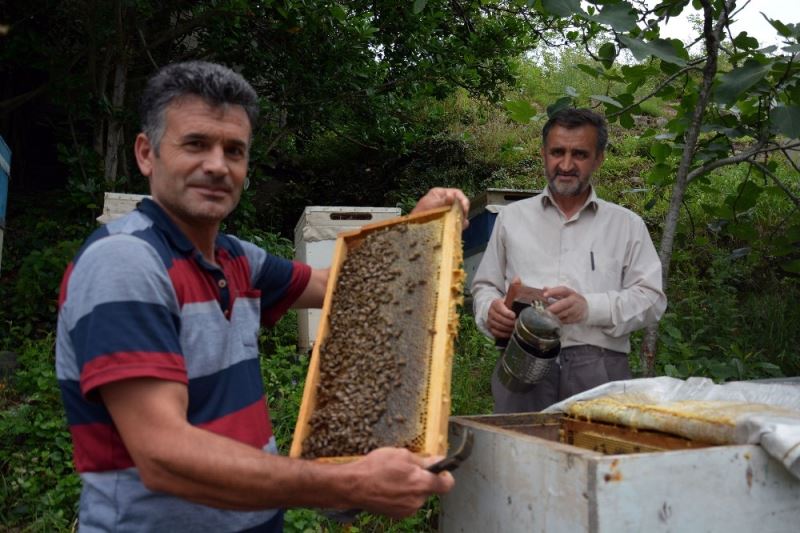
1, 1, 799, 531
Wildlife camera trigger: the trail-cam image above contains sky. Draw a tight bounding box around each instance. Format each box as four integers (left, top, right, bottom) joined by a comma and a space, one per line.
656, 0, 800, 48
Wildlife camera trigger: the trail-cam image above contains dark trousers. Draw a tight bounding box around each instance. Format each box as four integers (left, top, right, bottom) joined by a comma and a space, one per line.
491, 345, 631, 414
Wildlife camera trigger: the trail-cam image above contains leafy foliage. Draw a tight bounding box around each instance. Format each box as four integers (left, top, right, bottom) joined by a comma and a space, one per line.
0, 336, 80, 532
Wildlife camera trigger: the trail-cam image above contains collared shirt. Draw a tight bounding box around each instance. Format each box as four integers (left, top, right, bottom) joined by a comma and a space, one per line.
471, 187, 666, 353
56, 198, 310, 532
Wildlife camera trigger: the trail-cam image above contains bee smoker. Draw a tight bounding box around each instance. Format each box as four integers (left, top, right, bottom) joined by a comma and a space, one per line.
496, 300, 561, 393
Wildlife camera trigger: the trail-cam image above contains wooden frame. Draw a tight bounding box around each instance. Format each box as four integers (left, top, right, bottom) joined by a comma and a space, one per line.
289, 205, 464, 460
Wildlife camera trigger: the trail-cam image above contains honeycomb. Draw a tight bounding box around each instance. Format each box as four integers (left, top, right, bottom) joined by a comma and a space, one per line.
291, 206, 463, 460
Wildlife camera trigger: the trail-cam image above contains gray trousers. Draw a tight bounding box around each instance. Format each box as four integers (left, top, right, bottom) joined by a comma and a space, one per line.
491, 345, 632, 414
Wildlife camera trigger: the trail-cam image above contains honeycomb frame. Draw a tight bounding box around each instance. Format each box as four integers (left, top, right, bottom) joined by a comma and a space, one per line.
289, 205, 464, 461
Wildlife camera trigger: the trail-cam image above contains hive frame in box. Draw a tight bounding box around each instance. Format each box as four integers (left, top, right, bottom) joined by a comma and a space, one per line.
440, 413, 800, 533
289, 205, 464, 461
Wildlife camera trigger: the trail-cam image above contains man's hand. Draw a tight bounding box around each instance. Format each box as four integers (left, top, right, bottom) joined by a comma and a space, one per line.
544, 285, 587, 324
410, 187, 470, 229
487, 298, 516, 339
345, 447, 454, 519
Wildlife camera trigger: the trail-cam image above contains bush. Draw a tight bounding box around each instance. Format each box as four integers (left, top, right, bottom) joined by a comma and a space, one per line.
0, 336, 79, 532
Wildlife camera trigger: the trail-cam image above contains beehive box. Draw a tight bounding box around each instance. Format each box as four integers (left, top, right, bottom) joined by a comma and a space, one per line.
461, 188, 539, 302
0, 136, 10, 274
440, 413, 800, 533
294, 206, 402, 352
97, 192, 150, 224
290, 205, 464, 460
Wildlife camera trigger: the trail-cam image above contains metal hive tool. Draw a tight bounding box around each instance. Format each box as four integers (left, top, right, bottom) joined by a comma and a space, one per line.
290, 205, 464, 461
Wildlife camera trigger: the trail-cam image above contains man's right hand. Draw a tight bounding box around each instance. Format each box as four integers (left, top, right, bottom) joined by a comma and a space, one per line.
487, 298, 516, 339
344, 447, 454, 519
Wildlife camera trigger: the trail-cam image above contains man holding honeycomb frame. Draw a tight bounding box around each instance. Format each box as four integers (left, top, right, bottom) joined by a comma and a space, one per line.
56, 61, 467, 532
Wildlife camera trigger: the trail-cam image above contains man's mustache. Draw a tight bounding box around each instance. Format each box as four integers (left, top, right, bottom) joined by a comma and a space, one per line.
186, 176, 234, 191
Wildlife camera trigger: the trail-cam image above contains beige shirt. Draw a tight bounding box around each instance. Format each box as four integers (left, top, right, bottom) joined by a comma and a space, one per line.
471, 187, 667, 353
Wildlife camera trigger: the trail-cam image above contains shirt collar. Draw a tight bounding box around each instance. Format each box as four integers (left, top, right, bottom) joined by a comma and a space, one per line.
540, 185, 599, 214
136, 197, 196, 254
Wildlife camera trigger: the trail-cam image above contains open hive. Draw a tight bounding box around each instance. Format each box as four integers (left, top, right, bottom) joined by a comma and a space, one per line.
290, 205, 464, 460
440, 412, 800, 533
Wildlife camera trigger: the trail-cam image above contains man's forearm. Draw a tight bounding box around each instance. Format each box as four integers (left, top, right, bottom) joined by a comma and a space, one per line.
115, 408, 352, 510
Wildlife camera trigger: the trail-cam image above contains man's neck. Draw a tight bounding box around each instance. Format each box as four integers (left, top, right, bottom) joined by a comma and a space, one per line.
177, 220, 219, 265
154, 200, 220, 265
550, 188, 590, 220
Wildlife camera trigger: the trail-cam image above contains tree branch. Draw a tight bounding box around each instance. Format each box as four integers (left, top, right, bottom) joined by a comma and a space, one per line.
608, 59, 705, 118
137, 27, 159, 70
686, 140, 800, 183
0, 84, 48, 114
748, 160, 800, 209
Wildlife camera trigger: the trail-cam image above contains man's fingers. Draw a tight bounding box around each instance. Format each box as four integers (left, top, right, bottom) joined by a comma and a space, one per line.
543, 285, 573, 299
546, 293, 587, 324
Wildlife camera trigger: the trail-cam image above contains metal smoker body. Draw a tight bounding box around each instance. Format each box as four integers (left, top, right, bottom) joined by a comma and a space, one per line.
496, 300, 561, 393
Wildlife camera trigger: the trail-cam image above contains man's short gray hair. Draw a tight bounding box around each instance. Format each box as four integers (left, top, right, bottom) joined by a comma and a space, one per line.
139, 61, 259, 154
542, 107, 608, 153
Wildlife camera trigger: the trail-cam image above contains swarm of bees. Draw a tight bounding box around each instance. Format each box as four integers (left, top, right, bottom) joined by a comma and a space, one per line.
300, 221, 443, 458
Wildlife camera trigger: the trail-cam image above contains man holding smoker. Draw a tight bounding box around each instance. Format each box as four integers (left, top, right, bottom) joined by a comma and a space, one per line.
471, 107, 666, 414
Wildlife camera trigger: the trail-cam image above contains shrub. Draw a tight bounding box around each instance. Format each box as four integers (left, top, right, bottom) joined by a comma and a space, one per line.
0, 336, 79, 532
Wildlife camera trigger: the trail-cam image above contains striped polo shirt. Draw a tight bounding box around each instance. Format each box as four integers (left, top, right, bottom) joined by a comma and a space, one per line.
56, 198, 311, 532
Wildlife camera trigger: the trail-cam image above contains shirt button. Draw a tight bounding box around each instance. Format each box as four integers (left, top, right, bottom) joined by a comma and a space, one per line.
218, 279, 227, 288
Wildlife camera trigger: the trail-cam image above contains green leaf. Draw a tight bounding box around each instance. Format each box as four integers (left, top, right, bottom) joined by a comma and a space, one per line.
540, 0, 585, 18
547, 96, 573, 116
781, 259, 800, 274
732, 31, 759, 50
650, 142, 671, 162
727, 223, 758, 242
764, 15, 793, 37
664, 324, 683, 340
505, 99, 537, 124
598, 42, 617, 70
735, 180, 763, 211
565, 85, 578, 97
594, 2, 637, 32
647, 163, 673, 185
413, 0, 427, 14
619, 112, 634, 128
589, 94, 622, 107
715, 59, 772, 106
770, 105, 800, 138
329, 4, 346, 22
575, 63, 602, 78
618, 35, 687, 66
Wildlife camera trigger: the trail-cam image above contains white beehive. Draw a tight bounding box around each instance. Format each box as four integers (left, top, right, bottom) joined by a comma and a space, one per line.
293, 206, 401, 352
440, 413, 800, 533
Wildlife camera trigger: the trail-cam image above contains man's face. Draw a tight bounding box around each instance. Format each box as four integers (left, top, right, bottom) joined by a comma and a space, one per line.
135, 95, 251, 227
541, 124, 605, 199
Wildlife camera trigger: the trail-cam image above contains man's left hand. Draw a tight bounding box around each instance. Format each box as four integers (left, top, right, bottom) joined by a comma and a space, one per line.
543, 286, 587, 324
410, 188, 470, 229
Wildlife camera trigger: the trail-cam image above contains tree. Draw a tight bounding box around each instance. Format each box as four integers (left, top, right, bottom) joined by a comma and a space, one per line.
0, 0, 551, 198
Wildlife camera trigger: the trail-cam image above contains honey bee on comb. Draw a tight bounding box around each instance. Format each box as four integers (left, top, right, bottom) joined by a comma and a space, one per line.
300, 219, 443, 458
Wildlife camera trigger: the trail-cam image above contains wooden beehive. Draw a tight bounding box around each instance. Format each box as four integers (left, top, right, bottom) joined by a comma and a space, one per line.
440, 413, 800, 533
290, 205, 464, 461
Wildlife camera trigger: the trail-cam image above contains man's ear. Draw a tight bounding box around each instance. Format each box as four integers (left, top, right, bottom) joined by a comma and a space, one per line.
134, 133, 155, 177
